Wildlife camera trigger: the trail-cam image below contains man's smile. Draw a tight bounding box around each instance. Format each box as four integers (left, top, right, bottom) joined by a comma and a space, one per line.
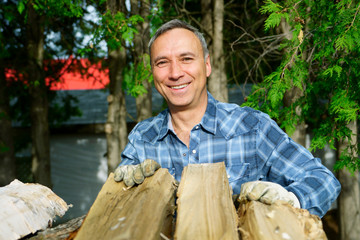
169, 83, 190, 90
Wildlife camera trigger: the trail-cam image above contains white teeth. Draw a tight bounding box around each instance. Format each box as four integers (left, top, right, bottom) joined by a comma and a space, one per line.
171, 84, 188, 89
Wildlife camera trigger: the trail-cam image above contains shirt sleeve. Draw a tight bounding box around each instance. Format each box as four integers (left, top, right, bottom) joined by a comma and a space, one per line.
256, 111, 341, 217
119, 126, 142, 166
119, 139, 141, 166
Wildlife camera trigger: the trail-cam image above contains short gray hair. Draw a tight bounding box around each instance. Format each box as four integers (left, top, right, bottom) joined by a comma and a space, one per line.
148, 19, 209, 61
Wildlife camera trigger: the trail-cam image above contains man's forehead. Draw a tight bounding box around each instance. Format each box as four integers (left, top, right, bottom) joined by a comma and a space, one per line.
151, 28, 203, 58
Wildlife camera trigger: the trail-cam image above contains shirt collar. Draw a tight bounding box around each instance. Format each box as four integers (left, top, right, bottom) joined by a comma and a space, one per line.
158, 109, 171, 140
200, 92, 217, 135
157, 91, 218, 141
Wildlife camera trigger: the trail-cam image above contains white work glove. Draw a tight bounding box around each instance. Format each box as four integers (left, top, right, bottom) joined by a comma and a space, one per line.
114, 159, 161, 187
239, 181, 300, 208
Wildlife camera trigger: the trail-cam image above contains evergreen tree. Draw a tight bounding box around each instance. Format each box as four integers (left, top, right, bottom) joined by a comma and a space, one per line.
243, 1, 360, 238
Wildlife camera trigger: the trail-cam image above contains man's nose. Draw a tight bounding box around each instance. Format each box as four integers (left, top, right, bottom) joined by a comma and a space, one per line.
169, 61, 184, 80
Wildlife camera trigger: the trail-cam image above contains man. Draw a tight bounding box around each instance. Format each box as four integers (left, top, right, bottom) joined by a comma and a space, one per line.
114, 19, 341, 217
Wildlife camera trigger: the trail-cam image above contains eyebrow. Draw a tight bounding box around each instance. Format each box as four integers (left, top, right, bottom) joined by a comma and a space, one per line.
153, 56, 167, 63
153, 52, 197, 63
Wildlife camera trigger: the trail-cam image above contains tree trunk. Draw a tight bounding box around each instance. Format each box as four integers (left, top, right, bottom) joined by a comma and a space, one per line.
0, 65, 16, 186
281, 19, 306, 146
105, 0, 128, 174
201, 0, 227, 102
201, 0, 213, 46
207, 0, 228, 103
337, 121, 360, 240
26, 3, 51, 187
283, 87, 306, 146
131, 0, 152, 122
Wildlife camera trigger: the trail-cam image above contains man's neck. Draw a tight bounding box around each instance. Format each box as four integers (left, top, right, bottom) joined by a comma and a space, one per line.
169, 95, 208, 147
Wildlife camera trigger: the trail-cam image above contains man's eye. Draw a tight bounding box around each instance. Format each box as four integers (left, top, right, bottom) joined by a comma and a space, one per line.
156, 61, 168, 67
182, 57, 193, 62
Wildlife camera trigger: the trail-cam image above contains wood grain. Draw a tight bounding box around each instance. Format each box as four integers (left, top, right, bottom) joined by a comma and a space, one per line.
238, 200, 327, 240
174, 162, 239, 240
74, 169, 177, 240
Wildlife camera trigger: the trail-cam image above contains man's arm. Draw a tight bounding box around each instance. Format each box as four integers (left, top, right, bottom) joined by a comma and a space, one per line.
255, 111, 341, 217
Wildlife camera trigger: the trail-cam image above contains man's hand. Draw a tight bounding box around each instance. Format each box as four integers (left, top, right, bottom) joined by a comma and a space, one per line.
113, 159, 161, 187
238, 181, 300, 208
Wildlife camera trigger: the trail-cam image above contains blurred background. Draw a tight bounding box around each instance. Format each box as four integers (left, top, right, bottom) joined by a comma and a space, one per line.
1, 0, 359, 239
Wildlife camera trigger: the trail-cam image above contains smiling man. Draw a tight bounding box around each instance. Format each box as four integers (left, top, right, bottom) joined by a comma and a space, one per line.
114, 19, 341, 218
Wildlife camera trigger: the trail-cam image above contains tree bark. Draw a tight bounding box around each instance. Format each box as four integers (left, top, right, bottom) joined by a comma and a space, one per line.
105, 0, 128, 174
0, 65, 16, 186
26, 3, 51, 187
201, 0, 213, 46
281, 19, 306, 146
201, 0, 227, 103
283, 87, 306, 146
337, 121, 360, 240
131, 0, 152, 122
209, 0, 227, 103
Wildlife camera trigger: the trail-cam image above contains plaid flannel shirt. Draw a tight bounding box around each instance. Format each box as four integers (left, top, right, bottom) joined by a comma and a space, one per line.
120, 92, 341, 217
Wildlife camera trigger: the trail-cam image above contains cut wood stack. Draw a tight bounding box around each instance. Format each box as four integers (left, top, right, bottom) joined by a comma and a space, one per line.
3, 162, 328, 240
73, 162, 327, 240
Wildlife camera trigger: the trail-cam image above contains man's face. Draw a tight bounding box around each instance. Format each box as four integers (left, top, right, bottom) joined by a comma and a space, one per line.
150, 28, 211, 111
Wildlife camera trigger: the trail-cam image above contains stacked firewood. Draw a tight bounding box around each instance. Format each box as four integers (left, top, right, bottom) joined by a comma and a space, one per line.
1, 163, 327, 240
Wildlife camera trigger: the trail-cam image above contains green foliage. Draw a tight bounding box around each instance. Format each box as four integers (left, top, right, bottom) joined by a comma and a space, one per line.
0, 141, 10, 153
18, 0, 83, 17
244, 0, 360, 172
260, 0, 288, 31
149, 2, 164, 37
80, 10, 144, 55
80, 1, 163, 99
124, 54, 153, 97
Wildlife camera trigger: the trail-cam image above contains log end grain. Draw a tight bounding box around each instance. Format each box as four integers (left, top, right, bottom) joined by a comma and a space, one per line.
237, 200, 327, 240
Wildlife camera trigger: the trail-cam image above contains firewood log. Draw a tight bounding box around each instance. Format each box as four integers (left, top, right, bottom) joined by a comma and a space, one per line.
74, 169, 177, 240
174, 162, 239, 240
0, 179, 70, 240
237, 200, 327, 240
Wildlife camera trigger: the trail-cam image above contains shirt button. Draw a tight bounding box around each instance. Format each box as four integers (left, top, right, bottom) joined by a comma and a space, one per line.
183, 153, 186, 156
192, 150, 196, 154
227, 175, 230, 178
195, 125, 199, 129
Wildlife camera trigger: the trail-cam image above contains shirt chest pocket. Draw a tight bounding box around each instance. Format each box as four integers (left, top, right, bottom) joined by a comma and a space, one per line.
226, 162, 249, 182
226, 163, 250, 194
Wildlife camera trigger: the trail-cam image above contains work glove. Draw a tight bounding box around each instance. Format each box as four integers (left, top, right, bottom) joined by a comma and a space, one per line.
113, 159, 161, 187
238, 181, 300, 208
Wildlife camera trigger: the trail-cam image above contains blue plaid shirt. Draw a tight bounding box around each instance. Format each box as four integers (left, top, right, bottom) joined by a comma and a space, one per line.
121, 92, 341, 217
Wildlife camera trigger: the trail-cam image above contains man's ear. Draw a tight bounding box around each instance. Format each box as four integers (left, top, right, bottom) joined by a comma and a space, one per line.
205, 55, 212, 77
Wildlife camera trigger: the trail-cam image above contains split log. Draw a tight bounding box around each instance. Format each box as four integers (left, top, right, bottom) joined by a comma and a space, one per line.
0, 179, 70, 240
74, 169, 177, 240
26, 215, 85, 240
238, 200, 327, 240
174, 162, 239, 240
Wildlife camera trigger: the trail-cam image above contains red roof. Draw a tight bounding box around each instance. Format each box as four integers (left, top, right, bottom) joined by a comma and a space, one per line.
5, 58, 110, 91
